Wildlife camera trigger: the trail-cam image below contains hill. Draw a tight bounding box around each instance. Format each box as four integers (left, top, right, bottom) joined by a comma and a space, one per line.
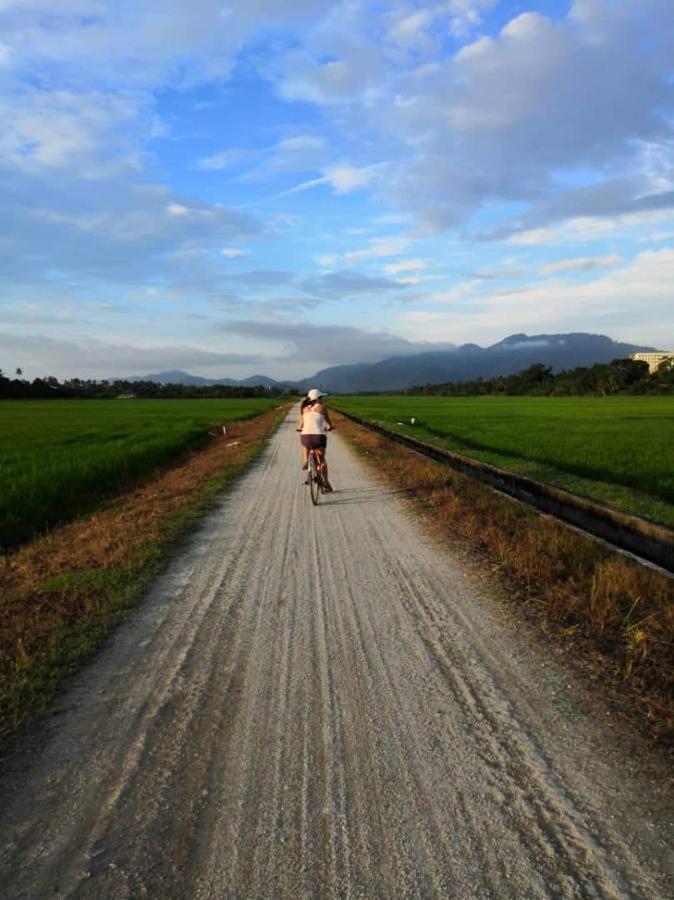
128, 334, 656, 393
126, 370, 288, 389
300, 333, 655, 392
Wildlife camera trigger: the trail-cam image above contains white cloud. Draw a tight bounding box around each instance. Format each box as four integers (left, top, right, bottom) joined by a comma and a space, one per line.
540, 254, 623, 275
221, 246, 250, 259
194, 149, 246, 171
314, 254, 337, 267
278, 47, 385, 105
4, 0, 674, 243
388, 10, 433, 48
467, 260, 527, 280
276, 135, 324, 154
507, 228, 555, 247
0, 1, 326, 89
274, 163, 378, 199
344, 235, 410, 264
266, 134, 327, 173
305, 0, 674, 234
232, 135, 329, 187
0, 173, 260, 293
384, 258, 428, 275
504, 209, 674, 247
446, 0, 497, 36
398, 247, 674, 346
324, 164, 376, 193
428, 280, 482, 305
638, 229, 674, 244
0, 88, 150, 177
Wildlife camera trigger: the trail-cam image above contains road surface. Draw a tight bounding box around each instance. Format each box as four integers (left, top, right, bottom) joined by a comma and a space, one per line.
1, 411, 672, 898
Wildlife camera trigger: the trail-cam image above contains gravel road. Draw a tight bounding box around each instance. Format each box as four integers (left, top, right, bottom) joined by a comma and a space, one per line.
1, 410, 672, 899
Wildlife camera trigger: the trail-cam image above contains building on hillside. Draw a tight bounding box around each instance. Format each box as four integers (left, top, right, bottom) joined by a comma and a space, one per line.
117, 391, 137, 399
629, 351, 674, 373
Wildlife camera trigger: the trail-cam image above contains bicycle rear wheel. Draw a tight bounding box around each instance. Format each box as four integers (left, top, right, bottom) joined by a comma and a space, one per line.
308, 453, 320, 505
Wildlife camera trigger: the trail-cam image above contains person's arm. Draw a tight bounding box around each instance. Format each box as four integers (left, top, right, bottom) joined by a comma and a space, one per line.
324, 408, 334, 430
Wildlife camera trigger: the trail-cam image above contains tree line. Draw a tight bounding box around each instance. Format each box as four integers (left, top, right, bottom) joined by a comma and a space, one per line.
0, 370, 290, 400
407, 357, 674, 396
3, 357, 673, 400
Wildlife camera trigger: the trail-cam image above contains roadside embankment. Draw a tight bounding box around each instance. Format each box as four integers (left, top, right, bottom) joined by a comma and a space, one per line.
0, 405, 288, 740
335, 412, 674, 743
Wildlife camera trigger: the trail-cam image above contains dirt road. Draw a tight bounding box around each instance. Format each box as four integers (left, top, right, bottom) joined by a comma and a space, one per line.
1, 411, 672, 899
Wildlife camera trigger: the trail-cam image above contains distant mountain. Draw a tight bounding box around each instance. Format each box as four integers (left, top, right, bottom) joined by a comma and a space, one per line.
299, 333, 657, 392
125, 369, 236, 386
238, 374, 287, 388
125, 334, 656, 393
294, 362, 372, 394
125, 369, 289, 388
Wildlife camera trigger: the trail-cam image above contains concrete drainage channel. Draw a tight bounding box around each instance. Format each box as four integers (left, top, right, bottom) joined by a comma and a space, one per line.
338, 410, 674, 576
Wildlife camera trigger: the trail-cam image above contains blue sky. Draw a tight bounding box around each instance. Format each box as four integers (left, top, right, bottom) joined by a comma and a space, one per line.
1, 0, 673, 380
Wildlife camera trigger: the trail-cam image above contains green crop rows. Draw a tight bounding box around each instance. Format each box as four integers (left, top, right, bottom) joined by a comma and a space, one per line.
333, 396, 674, 527
0, 398, 278, 548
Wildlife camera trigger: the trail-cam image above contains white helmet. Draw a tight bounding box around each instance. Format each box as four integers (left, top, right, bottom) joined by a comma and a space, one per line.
307, 388, 326, 401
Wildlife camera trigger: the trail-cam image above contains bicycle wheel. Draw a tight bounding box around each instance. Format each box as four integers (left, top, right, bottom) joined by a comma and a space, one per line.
308, 453, 320, 505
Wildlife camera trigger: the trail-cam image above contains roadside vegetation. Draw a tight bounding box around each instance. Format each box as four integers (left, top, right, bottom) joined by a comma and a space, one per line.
333, 395, 674, 527
335, 413, 674, 743
408, 357, 674, 396
0, 369, 288, 400
0, 405, 288, 740
0, 398, 278, 549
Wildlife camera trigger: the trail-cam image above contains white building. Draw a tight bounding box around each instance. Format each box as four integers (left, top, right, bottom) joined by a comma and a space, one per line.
629, 351, 674, 373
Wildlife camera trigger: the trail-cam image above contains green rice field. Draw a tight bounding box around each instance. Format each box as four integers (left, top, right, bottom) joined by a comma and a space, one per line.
0, 398, 279, 549
333, 396, 674, 527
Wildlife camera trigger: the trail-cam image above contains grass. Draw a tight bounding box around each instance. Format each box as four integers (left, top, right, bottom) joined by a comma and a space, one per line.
332, 396, 674, 526
0, 406, 288, 739
0, 398, 279, 549
335, 412, 674, 743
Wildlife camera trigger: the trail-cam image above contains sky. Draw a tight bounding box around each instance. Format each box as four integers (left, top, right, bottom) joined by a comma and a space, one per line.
1, 0, 673, 381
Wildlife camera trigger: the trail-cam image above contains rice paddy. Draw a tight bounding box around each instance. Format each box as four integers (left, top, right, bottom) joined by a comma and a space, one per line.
332, 396, 674, 526
0, 398, 279, 548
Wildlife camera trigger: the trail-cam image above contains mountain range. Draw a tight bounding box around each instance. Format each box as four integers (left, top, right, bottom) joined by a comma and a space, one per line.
128, 333, 656, 393
127, 370, 283, 389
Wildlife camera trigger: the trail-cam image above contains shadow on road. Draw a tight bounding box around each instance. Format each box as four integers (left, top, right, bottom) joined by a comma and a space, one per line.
321, 486, 415, 507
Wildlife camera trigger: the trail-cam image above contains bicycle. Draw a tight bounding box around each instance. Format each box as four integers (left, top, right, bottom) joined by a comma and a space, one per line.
297, 429, 333, 505
306, 446, 327, 505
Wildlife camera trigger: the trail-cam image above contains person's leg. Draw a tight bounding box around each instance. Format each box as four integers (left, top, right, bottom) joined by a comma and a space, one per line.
300, 435, 310, 469
317, 448, 331, 489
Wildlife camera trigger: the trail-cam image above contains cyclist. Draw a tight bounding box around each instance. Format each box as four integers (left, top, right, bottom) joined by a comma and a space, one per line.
298, 388, 334, 492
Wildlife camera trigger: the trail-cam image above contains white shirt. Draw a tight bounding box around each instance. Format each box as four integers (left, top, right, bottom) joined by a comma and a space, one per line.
301, 409, 326, 435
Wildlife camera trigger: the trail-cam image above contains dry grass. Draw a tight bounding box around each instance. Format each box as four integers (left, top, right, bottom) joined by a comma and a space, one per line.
336, 413, 674, 743
0, 406, 287, 737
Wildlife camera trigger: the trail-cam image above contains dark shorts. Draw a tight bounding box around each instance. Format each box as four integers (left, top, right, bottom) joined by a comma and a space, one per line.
301, 434, 327, 450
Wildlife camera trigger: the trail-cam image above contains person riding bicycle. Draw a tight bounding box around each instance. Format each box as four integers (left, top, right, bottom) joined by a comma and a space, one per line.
299, 388, 334, 492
